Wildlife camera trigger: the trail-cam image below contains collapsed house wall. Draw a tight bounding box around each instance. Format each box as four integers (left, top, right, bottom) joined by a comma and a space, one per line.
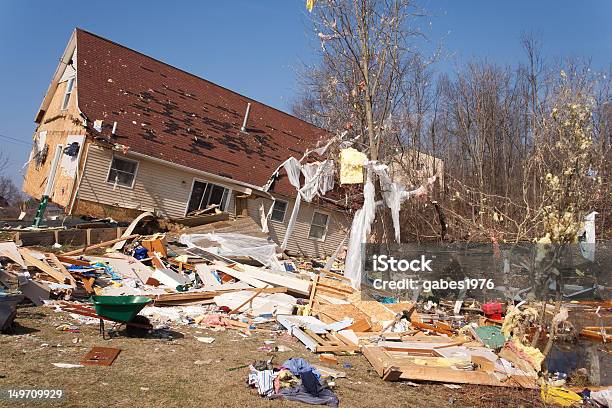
246, 195, 350, 258
23, 62, 87, 208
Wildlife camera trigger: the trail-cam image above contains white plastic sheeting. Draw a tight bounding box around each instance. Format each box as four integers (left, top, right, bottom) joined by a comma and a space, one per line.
344, 164, 437, 289
280, 159, 336, 251
180, 232, 283, 271
344, 174, 376, 288
373, 164, 405, 243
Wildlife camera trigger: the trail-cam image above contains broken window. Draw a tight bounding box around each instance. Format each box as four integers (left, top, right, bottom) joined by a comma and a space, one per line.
107, 156, 138, 188
187, 180, 229, 214
61, 77, 75, 110
270, 200, 288, 223
308, 211, 329, 241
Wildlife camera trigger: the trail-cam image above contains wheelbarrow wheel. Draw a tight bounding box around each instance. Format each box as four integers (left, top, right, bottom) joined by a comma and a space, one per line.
126, 315, 151, 338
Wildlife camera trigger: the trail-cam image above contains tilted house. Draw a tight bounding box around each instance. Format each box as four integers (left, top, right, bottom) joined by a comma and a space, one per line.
23, 28, 351, 257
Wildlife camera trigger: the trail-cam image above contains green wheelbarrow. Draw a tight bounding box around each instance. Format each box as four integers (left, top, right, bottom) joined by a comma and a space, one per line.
60, 296, 153, 339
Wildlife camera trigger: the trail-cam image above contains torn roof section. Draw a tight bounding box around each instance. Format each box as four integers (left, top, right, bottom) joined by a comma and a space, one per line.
70, 28, 329, 195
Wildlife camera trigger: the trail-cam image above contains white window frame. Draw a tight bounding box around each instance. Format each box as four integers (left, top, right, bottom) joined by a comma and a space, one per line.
184, 178, 231, 216
106, 156, 139, 189
61, 77, 75, 111
308, 210, 330, 242
270, 199, 288, 223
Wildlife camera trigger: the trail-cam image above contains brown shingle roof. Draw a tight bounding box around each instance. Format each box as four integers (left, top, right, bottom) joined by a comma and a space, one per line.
75, 29, 328, 194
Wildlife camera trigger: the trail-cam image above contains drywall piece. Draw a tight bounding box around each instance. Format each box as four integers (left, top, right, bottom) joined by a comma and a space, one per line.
0, 242, 26, 268
59, 135, 85, 177
195, 264, 223, 287
238, 263, 311, 295
90, 254, 153, 283
151, 268, 190, 288
214, 291, 296, 316
19, 279, 51, 306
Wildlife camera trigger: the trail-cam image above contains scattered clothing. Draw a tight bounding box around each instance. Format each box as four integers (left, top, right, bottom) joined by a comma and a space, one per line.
248, 367, 276, 397
274, 383, 339, 407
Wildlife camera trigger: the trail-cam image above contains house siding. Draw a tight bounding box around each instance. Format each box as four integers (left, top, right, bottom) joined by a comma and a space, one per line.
246, 195, 350, 258
77, 144, 350, 257
77, 144, 236, 219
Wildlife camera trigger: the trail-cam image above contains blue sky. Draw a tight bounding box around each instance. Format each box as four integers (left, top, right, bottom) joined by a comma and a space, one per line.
0, 0, 610, 184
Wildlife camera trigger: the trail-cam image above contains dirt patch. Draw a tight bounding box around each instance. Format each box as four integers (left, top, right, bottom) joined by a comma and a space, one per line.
0, 306, 545, 408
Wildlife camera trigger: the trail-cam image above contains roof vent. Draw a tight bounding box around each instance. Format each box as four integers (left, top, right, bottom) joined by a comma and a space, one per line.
240, 102, 251, 133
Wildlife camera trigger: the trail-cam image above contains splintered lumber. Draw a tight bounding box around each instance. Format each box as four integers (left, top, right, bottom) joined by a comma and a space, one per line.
151, 286, 286, 304
307, 275, 320, 315
61, 234, 139, 256
410, 321, 454, 336
56, 255, 91, 267
212, 263, 268, 288
362, 345, 537, 388
320, 269, 351, 283
228, 285, 271, 314
45, 253, 77, 287
580, 328, 611, 342
19, 248, 69, 284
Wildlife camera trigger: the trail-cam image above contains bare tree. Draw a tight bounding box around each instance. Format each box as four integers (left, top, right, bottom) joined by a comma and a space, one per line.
0, 152, 23, 207
294, 0, 432, 162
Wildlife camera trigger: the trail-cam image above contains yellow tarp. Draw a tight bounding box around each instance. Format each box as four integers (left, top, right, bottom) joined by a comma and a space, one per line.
541, 386, 582, 407
339, 148, 366, 185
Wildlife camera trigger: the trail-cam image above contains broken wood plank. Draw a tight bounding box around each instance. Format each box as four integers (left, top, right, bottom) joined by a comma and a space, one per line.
307, 275, 319, 315
45, 253, 77, 287
212, 263, 268, 288
61, 234, 139, 256
362, 345, 536, 388
19, 248, 67, 283
56, 255, 91, 267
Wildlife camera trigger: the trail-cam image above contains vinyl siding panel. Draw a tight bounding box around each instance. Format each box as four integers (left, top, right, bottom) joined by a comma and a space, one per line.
246, 195, 351, 258
78, 144, 236, 218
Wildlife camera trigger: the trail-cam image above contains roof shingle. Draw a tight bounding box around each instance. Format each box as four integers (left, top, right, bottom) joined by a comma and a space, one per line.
75, 29, 328, 194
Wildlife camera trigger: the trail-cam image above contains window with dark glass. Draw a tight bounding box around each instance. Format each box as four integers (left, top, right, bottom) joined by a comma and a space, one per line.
107, 157, 138, 188
308, 211, 329, 240
187, 181, 230, 214
270, 200, 288, 222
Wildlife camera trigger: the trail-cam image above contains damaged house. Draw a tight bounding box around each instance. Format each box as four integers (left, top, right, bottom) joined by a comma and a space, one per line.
23, 28, 351, 258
